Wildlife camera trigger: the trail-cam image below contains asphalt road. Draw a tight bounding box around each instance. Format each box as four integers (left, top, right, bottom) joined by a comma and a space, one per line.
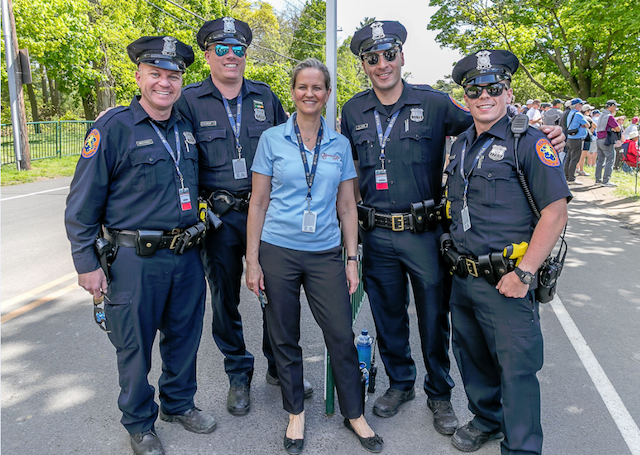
1, 178, 639, 455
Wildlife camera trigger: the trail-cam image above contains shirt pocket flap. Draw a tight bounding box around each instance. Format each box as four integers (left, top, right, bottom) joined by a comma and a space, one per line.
351, 129, 376, 145
474, 164, 511, 181
400, 125, 432, 141
129, 148, 167, 166
196, 128, 226, 143
445, 159, 458, 175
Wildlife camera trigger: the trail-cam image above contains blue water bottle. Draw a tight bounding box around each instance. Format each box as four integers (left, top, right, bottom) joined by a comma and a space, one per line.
356, 329, 373, 371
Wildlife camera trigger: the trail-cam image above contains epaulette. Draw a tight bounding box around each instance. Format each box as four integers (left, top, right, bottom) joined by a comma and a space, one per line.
249, 79, 271, 89
95, 106, 129, 127
410, 84, 446, 96
343, 89, 371, 106
182, 81, 203, 92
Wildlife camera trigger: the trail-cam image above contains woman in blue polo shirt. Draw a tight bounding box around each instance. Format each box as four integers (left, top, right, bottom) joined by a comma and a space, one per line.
246, 58, 383, 454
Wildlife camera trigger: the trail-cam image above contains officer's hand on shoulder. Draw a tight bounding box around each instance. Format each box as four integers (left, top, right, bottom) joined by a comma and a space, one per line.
539, 125, 565, 152
78, 268, 108, 299
495, 272, 529, 299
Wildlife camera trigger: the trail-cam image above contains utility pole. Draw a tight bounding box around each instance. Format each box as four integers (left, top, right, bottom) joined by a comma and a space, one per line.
2, 0, 31, 170
325, 0, 337, 131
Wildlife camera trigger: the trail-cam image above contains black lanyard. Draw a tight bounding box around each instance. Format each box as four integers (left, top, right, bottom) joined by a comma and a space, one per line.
223, 93, 243, 158
459, 137, 495, 207
149, 121, 184, 187
293, 114, 323, 210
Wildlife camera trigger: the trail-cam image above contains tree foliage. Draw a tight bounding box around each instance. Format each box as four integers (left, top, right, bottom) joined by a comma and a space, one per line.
428, 0, 640, 114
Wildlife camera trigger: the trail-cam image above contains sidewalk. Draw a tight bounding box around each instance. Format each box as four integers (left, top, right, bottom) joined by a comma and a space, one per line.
568, 176, 640, 233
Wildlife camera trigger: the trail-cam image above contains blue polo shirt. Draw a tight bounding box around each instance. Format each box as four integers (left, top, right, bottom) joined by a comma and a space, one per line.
567, 109, 588, 140
251, 115, 357, 252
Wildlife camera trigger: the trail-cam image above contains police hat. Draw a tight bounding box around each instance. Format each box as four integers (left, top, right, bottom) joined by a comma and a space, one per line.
127, 36, 194, 73
452, 49, 519, 86
350, 21, 407, 56
197, 17, 252, 51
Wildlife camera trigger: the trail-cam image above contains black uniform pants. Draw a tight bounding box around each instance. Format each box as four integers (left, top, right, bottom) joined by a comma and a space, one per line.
360, 227, 454, 399
259, 242, 363, 418
105, 246, 206, 434
201, 209, 276, 385
450, 275, 543, 455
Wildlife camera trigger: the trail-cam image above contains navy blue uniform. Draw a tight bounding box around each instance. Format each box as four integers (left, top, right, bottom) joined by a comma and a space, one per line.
177, 77, 287, 385
341, 82, 472, 398
65, 97, 206, 434
445, 115, 571, 454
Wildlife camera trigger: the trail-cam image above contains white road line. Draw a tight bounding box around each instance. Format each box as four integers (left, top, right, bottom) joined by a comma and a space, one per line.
0, 186, 70, 201
551, 296, 640, 455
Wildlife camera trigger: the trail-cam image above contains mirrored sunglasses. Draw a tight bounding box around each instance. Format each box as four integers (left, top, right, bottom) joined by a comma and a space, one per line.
362, 48, 399, 66
464, 83, 506, 99
214, 44, 246, 58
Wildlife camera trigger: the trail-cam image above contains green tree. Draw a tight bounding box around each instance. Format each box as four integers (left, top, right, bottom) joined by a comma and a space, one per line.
428, 0, 640, 114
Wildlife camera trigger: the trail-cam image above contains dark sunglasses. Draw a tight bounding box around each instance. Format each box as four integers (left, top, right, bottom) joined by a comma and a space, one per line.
214, 44, 246, 58
464, 83, 506, 99
362, 48, 399, 66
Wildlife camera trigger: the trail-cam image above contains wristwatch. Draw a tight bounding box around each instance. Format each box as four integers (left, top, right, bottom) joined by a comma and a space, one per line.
514, 266, 535, 284
347, 255, 360, 262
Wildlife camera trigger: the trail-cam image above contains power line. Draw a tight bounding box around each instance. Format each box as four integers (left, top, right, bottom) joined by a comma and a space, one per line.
142, 0, 198, 31
163, 0, 206, 22
289, 0, 325, 23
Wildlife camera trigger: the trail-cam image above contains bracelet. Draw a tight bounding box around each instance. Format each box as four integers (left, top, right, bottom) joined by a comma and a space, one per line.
347, 256, 360, 262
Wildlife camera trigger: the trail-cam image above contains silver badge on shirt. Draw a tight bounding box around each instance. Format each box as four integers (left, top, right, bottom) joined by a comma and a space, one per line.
410, 108, 424, 122
488, 145, 506, 161
183, 131, 196, 144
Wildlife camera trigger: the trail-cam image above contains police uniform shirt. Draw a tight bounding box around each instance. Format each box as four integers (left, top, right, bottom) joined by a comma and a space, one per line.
445, 115, 572, 258
177, 77, 287, 193
65, 96, 200, 274
341, 82, 472, 212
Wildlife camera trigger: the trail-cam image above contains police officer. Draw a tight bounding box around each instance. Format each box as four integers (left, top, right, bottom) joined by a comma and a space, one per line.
65, 36, 216, 455
444, 50, 570, 454
340, 21, 565, 436
176, 17, 312, 416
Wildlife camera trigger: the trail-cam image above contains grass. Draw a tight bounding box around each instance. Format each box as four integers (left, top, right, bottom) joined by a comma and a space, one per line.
1, 155, 80, 186
583, 165, 640, 200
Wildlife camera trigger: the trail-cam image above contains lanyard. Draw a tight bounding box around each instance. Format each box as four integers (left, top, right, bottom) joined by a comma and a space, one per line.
223, 93, 243, 158
459, 137, 495, 207
149, 121, 184, 188
373, 109, 400, 170
293, 114, 323, 210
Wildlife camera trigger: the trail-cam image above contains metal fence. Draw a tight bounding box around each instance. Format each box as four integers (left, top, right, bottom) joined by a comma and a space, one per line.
1, 120, 94, 166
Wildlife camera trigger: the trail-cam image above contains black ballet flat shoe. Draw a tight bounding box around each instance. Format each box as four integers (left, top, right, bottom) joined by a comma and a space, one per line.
343, 418, 384, 453
283, 432, 304, 454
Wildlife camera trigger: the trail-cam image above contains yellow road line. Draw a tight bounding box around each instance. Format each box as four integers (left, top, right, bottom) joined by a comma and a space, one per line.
1, 272, 77, 310
1, 283, 80, 324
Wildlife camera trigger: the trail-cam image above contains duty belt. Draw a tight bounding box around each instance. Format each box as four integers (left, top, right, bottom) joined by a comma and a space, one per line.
374, 212, 414, 232
440, 233, 513, 285
105, 224, 205, 257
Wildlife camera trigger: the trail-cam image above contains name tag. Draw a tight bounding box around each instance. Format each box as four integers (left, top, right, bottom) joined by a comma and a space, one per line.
136, 139, 154, 147
356, 123, 369, 131
200, 120, 217, 127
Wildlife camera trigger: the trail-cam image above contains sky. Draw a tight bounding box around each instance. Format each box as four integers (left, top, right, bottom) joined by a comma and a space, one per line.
264, 0, 463, 85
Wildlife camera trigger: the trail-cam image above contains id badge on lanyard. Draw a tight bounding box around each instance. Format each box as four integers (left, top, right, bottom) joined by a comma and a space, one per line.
294, 114, 323, 233
459, 137, 495, 231
150, 121, 191, 212
223, 95, 248, 180
373, 109, 399, 190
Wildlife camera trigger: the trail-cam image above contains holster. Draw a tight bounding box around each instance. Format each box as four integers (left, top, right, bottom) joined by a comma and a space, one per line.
94, 237, 115, 283
411, 201, 427, 233
357, 203, 376, 231
135, 230, 164, 257
172, 222, 206, 255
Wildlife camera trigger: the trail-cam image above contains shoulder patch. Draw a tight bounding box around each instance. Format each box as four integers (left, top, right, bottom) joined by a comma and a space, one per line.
448, 95, 469, 112
82, 129, 101, 159
535, 138, 560, 167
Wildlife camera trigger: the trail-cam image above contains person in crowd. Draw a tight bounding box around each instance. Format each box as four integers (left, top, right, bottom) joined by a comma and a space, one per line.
65, 36, 216, 455
522, 99, 533, 115
595, 100, 622, 187
621, 129, 639, 173
623, 116, 639, 141
340, 20, 565, 438
564, 98, 590, 184
577, 104, 595, 176
176, 17, 313, 417
246, 58, 383, 455
588, 109, 601, 166
526, 99, 542, 128
543, 99, 563, 125
445, 49, 570, 454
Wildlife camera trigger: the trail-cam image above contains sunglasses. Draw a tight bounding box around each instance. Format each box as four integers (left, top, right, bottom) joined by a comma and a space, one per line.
214, 44, 246, 58
464, 83, 506, 99
362, 48, 399, 66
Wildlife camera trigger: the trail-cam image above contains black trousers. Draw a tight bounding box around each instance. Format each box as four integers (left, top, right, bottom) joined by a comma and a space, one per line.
201, 209, 276, 385
259, 242, 363, 418
564, 138, 584, 182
